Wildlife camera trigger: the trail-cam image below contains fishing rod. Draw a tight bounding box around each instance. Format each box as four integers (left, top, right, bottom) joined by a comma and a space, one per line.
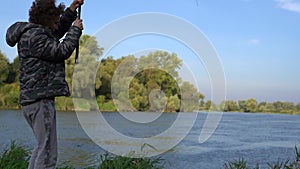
75, 3, 82, 64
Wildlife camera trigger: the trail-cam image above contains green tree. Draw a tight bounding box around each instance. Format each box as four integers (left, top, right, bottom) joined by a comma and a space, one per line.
273, 101, 284, 112
6, 56, 20, 83
65, 35, 104, 111
71, 35, 103, 98
0, 83, 20, 109
136, 51, 182, 98
166, 94, 180, 112
96, 56, 123, 100
80, 35, 103, 60
281, 102, 295, 113
138, 51, 182, 81
125, 51, 184, 112
180, 81, 200, 112
296, 103, 300, 112
0, 51, 10, 85
128, 68, 181, 112
205, 100, 216, 111
246, 98, 257, 112
257, 101, 267, 112
198, 93, 205, 110
148, 89, 167, 112
265, 103, 275, 112
72, 53, 98, 98
221, 100, 239, 112
238, 100, 247, 112
129, 78, 148, 111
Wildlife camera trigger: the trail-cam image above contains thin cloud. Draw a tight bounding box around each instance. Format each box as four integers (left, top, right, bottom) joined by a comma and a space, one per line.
247, 39, 260, 46
275, 0, 300, 13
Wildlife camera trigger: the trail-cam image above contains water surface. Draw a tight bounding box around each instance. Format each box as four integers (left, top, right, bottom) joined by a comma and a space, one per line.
0, 110, 299, 168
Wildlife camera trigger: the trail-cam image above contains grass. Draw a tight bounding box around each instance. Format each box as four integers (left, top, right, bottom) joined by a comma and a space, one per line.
0, 142, 165, 169
98, 152, 165, 169
224, 146, 300, 169
0, 141, 29, 169
1, 141, 299, 169
224, 158, 259, 169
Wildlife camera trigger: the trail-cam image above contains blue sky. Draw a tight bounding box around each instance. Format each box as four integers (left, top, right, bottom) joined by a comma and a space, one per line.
1, 0, 300, 103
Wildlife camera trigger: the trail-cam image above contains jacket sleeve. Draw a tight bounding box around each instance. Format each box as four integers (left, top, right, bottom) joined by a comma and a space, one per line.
29, 26, 82, 62
54, 8, 77, 39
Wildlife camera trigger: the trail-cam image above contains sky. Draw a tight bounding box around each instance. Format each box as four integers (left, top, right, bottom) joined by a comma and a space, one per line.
1, 0, 300, 103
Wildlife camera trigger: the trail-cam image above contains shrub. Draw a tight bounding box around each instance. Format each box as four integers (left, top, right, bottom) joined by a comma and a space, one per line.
0, 141, 29, 169
99, 152, 165, 169
223, 146, 300, 169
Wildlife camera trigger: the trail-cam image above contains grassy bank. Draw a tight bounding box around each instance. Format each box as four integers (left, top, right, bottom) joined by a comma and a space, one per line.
1, 141, 299, 169
224, 146, 300, 169
0, 141, 29, 169
1, 95, 300, 115
0, 141, 165, 169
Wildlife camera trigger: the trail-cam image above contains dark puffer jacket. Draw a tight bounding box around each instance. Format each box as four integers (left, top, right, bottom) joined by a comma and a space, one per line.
6, 8, 82, 106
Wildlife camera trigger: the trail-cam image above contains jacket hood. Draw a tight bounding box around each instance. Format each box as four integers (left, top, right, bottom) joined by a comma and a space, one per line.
6, 22, 41, 47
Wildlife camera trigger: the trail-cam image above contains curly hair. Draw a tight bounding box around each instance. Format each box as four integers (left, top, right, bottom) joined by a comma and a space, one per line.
29, 0, 65, 28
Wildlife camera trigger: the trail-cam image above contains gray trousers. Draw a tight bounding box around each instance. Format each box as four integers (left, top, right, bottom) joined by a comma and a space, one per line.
22, 99, 57, 169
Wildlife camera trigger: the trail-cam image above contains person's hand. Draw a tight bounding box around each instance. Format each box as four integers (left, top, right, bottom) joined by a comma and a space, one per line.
74, 18, 83, 30
70, 0, 84, 12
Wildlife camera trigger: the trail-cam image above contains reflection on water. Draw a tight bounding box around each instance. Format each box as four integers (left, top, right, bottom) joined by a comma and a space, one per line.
0, 110, 300, 169
102, 112, 178, 138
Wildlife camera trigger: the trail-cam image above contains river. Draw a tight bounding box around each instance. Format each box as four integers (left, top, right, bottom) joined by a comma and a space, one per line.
0, 110, 299, 169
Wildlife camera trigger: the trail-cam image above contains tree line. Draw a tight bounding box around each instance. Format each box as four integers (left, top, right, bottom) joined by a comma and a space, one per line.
0, 35, 299, 114
206, 99, 300, 114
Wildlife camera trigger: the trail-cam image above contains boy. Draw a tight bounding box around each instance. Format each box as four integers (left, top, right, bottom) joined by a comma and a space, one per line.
6, 0, 84, 168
